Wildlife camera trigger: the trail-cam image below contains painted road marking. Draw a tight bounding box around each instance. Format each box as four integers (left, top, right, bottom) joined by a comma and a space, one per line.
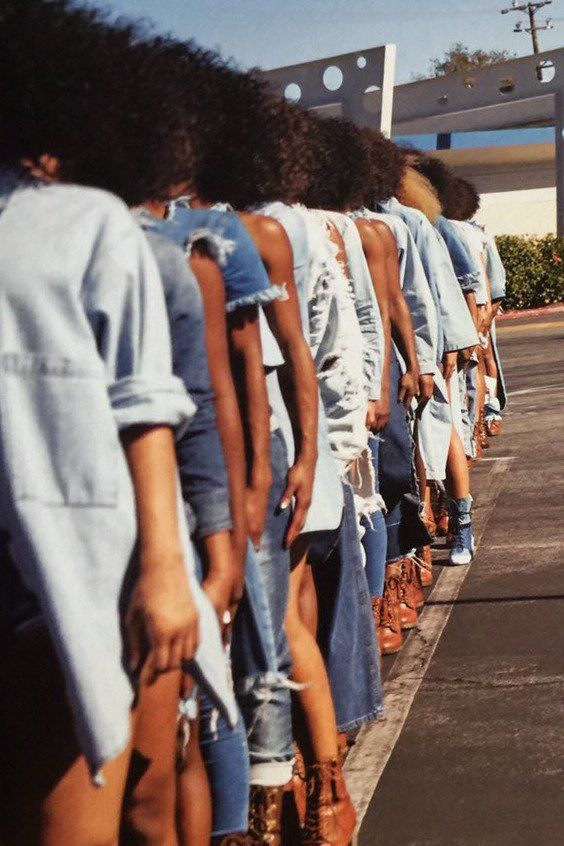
345, 458, 513, 839
498, 319, 564, 333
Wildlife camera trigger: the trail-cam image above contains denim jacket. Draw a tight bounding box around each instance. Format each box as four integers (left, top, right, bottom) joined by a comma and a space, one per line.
135, 218, 232, 539
323, 211, 385, 401
434, 215, 481, 294
255, 201, 344, 532
450, 220, 490, 306
0, 172, 236, 778
293, 206, 368, 474
484, 232, 506, 302
381, 198, 478, 357
351, 208, 438, 374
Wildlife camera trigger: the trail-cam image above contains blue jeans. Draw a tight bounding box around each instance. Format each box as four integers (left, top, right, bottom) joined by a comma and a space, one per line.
361, 436, 387, 598
199, 694, 250, 837
233, 429, 294, 767
379, 352, 431, 561
314, 483, 383, 731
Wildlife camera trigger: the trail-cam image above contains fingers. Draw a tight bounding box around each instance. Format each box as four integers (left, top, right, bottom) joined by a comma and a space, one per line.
279, 482, 296, 512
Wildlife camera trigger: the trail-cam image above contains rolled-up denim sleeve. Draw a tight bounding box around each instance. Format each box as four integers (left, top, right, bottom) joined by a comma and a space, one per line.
436, 216, 481, 294
415, 222, 478, 354
83, 207, 195, 433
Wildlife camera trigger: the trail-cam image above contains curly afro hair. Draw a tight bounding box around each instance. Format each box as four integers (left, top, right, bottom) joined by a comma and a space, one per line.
299, 116, 371, 210
441, 177, 481, 221
0, 0, 196, 205
360, 129, 407, 206
412, 154, 453, 204
173, 53, 314, 208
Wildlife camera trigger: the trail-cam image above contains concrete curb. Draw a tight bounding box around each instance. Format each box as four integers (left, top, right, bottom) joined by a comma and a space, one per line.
497, 303, 564, 322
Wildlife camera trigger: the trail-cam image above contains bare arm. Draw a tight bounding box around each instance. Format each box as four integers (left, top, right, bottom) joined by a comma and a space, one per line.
354, 218, 392, 429
228, 305, 272, 551
122, 425, 200, 676
190, 249, 247, 617
250, 216, 318, 548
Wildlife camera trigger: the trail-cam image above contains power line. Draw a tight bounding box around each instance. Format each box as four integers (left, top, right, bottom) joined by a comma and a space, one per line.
500, 1, 555, 55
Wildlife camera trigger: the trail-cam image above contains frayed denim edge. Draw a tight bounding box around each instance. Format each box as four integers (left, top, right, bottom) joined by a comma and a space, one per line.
337, 705, 384, 733
225, 283, 288, 314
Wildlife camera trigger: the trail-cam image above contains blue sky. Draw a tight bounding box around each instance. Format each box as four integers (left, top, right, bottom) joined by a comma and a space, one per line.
92, 0, 563, 82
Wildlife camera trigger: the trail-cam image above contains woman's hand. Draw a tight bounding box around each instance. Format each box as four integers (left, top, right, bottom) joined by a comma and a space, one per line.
440, 351, 458, 383
281, 455, 316, 549
366, 397, 390, 432
398, 369, 420, 409
126, 547, 200, 680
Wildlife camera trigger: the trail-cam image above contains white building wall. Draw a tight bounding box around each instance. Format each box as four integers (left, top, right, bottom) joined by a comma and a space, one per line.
476, 187, 557, 237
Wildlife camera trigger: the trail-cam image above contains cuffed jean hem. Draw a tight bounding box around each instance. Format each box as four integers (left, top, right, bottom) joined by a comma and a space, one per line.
250, 761, 294, 787
337, 705, 384, 734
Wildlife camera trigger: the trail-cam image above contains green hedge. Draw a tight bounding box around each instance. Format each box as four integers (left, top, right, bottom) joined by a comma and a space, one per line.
495, 234, 564, 311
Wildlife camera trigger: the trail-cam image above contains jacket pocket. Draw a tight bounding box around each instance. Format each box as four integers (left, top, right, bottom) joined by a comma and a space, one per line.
0, 353, 119, 507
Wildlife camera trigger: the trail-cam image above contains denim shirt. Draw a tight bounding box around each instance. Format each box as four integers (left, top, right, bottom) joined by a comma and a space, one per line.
0, 172, 236, 777
451, 220, 490, 306
351, 208, 438, 374
135, 219, 232, 539
293, 206, 369, 474
255, 201, 344, 531
434, 215, 480, 294
323, 211, 385, 401
484, 232, 507, 302
382, 198, 478, 357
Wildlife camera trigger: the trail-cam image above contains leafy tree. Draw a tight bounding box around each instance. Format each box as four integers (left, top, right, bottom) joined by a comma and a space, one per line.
415, 42, 515, 80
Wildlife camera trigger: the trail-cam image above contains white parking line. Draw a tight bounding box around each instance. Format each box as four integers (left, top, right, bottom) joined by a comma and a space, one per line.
344, 458, 512, 839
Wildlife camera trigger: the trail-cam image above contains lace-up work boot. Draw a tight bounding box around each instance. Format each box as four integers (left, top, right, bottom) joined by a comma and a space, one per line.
247, 785, 285, 845
416, 545, 433, 586
407, 556, 425, 609
301, 758, 356, 845
448, 496, 474, 566
398, 559, 418, 629
485, 417, 502, 437
378, 566, 403, 654
292, 744, 307, 826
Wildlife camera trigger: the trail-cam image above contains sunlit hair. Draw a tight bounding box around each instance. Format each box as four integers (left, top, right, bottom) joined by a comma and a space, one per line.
0, 0, 196, 205
299, 116, 371, 210
396, 166, 442, 223
360, 129, 408, 205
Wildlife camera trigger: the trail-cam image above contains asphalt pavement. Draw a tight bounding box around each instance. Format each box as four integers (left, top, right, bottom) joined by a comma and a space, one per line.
350, 312, 564, 846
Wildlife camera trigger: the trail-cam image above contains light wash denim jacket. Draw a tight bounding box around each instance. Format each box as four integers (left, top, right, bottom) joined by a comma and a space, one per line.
255, 201, 344, 532
450, 220, 490, 306
323, 211, 385, 401
434, 214, 481, 294
381, 198, 478, 358
483, 232, 507, 302
0, 171, 236, 778
293, 206, 369, 475
350, 208, 438, 374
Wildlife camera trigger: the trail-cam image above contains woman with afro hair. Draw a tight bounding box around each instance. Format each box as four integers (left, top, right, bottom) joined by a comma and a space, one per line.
0, 3, 239, 844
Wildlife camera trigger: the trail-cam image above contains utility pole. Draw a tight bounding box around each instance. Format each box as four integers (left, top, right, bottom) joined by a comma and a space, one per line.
501, 1, 554, 56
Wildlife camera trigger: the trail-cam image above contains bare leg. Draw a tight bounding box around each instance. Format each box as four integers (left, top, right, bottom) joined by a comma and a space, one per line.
446, 426, 471, 500
176, 709, 212, 846
121, 669, 182, 846
0, 626, 132, 846
285, 545, 339, 765
298, 561, 318, 638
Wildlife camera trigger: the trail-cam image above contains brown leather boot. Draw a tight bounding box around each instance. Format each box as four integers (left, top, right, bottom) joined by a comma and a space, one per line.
416, 545, 433, 586
247, 785, 285, 845
378, 566, 403, 654
479, 411, 490, 450
217, 836, 250, 845
398, 559, 418, 629
435, 503, 449, 538
302, 757, 356, 846
486, 418, 501, 437
292, 744, 307, 827
405, 556, 425, 610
